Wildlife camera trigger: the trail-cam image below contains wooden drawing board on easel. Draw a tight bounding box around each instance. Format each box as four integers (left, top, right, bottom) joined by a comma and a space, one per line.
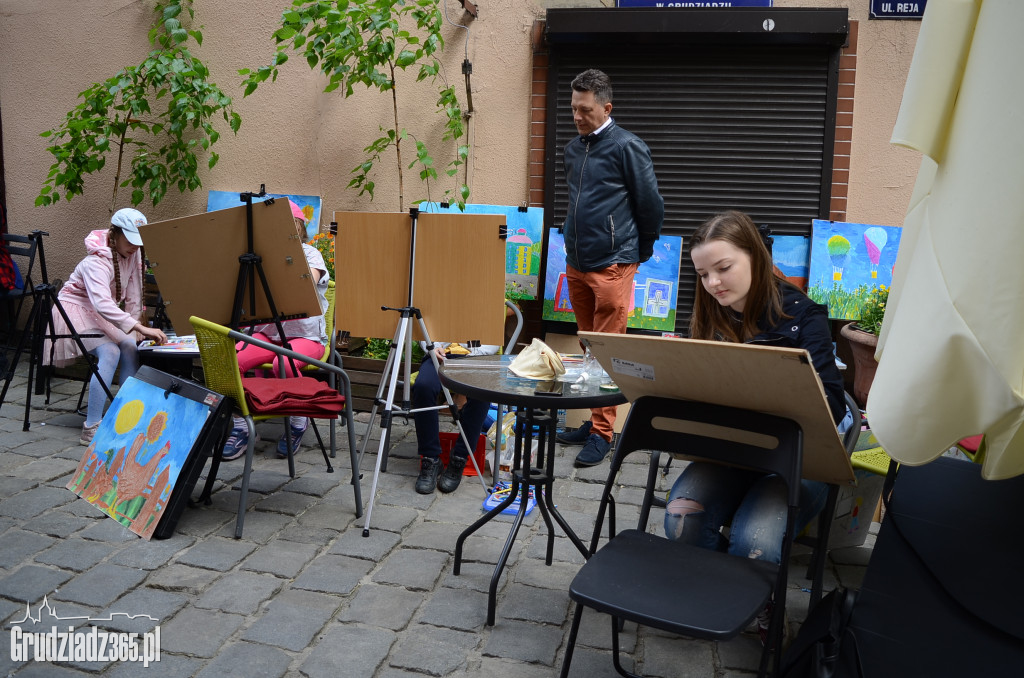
580, 331, 855, 485
143, 199, 321, 332
333, 211, 506, 345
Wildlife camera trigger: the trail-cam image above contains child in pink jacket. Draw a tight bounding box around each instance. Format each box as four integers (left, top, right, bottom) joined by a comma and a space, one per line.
49, 209, 167, 444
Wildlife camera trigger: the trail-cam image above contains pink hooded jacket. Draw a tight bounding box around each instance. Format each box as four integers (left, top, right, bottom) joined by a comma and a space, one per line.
57, 229, 144, 339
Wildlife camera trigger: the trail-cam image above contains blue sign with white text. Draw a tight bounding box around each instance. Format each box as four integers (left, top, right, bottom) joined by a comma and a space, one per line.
869, 0, 927, 20
617, 0, 771, 6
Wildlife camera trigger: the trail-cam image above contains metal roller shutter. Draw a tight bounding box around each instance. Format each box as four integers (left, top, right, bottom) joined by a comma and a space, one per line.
544, 10, 846, 333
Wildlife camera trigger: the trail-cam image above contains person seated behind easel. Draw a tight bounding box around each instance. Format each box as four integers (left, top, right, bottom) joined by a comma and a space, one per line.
412, 342, 497, 494
662, 211, 854, 644
46, 208, 168, 446
221, 200, 329, 461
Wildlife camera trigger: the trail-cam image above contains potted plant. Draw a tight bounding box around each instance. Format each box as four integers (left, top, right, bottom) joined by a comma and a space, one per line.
840, 284, 888, 407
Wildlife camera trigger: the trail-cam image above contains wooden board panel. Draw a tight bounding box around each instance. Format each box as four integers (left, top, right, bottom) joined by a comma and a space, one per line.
580, 331, 855, 485
144, 199, 320, 332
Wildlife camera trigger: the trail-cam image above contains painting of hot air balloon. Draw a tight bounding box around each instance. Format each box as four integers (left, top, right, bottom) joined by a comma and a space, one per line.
808, 220, 903, 320
863, 227, 888, 279
207, 190, 323, 240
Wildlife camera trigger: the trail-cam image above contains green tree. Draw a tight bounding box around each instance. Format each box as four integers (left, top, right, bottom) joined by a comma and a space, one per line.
36, 0, 242, 210
241, 0, 469, 211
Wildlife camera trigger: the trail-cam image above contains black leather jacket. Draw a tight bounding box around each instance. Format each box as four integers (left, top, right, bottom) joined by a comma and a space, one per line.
748, 282, 846, 425
562, 120, 664, 272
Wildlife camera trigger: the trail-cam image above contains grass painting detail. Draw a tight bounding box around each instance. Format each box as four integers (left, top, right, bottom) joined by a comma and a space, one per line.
67, 377, 208, 540
542, 230, 683, 331
808, 220, 903, 320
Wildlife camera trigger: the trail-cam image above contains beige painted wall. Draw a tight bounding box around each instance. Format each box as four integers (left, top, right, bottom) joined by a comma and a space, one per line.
0, 0, 918, 284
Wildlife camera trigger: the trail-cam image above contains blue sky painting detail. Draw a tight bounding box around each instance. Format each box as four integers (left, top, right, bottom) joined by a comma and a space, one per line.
808, 220, 902, 320
207, 190, 323, 241
419, 202, 544, 300
543, 230, 683, 331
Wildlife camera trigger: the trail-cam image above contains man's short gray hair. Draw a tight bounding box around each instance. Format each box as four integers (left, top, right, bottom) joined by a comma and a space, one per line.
571, 69, 612, 105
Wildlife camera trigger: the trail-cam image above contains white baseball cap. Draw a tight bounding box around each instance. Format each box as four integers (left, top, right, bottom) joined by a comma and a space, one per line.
110, 208, 147, 246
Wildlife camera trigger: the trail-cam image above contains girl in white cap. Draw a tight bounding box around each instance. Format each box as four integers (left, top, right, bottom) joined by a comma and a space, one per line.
48, 208, 168, 445
221, 199, 329, 461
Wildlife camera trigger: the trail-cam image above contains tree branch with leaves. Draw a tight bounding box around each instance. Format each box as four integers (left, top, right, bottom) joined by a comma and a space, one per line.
241, 0, 469, 211
36, 0, 241, 210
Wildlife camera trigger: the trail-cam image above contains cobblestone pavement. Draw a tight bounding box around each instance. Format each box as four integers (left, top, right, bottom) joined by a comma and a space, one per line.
0, 368, 873, 677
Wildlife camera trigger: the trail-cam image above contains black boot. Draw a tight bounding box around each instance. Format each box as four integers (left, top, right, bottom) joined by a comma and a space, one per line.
437, 455, 467, 493
415, 456, 443, 494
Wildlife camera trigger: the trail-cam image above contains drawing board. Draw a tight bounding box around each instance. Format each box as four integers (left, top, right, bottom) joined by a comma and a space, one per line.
333, 211, 506, 345
580, 331, 855, 485
142, 199, 321, 332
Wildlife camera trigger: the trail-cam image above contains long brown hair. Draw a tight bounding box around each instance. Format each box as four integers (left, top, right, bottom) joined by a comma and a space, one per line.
107, 227, 144, 310
688, 210, 787, 342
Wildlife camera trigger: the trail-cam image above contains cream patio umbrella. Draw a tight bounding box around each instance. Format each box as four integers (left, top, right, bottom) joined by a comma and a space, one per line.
870, 0, 1024, 479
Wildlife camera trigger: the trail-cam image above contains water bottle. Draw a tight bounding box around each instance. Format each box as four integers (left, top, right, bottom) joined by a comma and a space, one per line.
557, 409, 566, 433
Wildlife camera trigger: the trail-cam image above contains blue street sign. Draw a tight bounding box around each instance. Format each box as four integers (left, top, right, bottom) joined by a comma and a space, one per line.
869, 0, 927, 20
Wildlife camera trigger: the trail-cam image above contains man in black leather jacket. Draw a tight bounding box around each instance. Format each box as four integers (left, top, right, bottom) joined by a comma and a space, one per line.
557, 69, 665, 467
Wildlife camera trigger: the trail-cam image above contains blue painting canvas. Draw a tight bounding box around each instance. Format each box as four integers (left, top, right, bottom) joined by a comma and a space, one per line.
808, 220, 903, 320
772, 235, 811, 290
542, 230, 683, 331
419, 202, 544, 300
207, 190, 323, 241
67, 377, 209, 540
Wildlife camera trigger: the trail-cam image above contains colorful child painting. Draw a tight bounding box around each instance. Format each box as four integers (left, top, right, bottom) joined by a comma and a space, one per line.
808, 220, 902, 320
67, 377, 208, 540
771, 235, 811, 290
542, 229, 683, 332
207, 190, 323, 241
419, 202, 545, 300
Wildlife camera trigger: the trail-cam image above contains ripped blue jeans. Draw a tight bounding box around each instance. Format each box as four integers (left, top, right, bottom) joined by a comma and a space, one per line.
663, 407, 854, 565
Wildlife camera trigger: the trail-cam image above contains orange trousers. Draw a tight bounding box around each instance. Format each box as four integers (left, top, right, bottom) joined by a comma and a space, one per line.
566, 262, 638, 442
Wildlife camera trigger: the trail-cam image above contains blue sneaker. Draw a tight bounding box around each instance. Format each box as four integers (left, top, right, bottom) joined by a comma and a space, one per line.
557, 420, 592, 445
276, 418, 309, 458
574, 433, 612, 467
222, 425, 250, 461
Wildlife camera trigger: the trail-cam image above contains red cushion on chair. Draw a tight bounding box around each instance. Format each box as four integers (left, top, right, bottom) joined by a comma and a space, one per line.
958, 435, 984, 453
241, 376, 346, 416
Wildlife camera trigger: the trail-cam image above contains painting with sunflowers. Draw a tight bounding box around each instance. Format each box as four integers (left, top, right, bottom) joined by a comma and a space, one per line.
67, 376, 210, 539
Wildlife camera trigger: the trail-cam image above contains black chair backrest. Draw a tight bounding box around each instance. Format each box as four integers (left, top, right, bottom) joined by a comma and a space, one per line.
842, 390, 862, 454
614, 396, 804, 531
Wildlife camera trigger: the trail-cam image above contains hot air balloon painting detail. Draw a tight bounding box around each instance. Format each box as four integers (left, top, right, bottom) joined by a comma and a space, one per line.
808, 220, 903, 320
827, 235, 851, 281
863, 227, 888, 279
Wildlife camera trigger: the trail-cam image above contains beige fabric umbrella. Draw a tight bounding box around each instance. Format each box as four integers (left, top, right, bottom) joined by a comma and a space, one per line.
871, 0, 1024, 479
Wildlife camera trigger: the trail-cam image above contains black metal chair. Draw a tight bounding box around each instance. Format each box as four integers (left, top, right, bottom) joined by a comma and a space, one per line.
560, 395, 805, 678
0, 232, 42, 346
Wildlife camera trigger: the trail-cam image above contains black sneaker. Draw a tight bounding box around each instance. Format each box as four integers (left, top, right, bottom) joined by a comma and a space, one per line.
574, 433, 612, 467
415, 456, 443, 494
437, 455, 467, 493
556, 420, 592, 445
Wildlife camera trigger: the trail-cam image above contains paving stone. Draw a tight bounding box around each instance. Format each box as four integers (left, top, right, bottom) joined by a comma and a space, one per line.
372, 548, 449, 591
641, 634, 715, 678
295, 502, 356, 530
388, 623, 479, 676
400, 520, 465, 551
255, 488, 321, 516
2, 660, 96, 677
0, 529, 55, 568
174, 537, 257, 571
105, 533, 196, 570
193, 641, 293, 678
146, 563, 221, 595
336, 583, 425, 630
53, 563, 148, 607
97, 587, 189, 633
299, 624, 396, 678
104, 652, 204, 678
0, 565, 73, 602
212, 510, 292, 542
34, 538, 114, 572
21, 509, 95, 538
483, 618, 562, 665
359, 504, 419, 533
241, 588, 340, 652
276, 524, 343, 545
440, 561, 509, 594
415, 586, 489, 632
572, 608, 637, 653
78, 518, 144, 543
173, 504, 237, 538
513, 558, 578, 591
195, 571, 283, 615
4, 438, 71, 458
16, 457, 80, 482
328, 526, 401, 560
524, 534, 587, 566
469, 656, 561, 678
0, 485, 76, 518
716, 633, 763, 672
0, 474, 35, 495
239, 538, 320, 578
558, 645, 635, 678
158, 606, 246, 657
292, 554, 373, 595
284, 471, 343, 497
500, 582, 570, 626
458, 532, 525, 567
